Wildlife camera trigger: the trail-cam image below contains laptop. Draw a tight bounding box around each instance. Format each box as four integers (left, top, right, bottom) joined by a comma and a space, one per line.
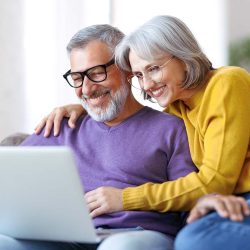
0, 146, 107, 243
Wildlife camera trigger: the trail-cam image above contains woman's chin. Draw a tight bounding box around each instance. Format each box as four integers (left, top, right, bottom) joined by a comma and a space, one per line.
154, 96, 169, 108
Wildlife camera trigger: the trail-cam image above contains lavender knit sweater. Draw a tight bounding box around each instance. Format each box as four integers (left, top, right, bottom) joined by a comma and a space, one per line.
21, 106, 196, 237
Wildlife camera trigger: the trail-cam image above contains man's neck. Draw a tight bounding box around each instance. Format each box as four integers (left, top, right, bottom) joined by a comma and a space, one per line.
104, 94, 144, 127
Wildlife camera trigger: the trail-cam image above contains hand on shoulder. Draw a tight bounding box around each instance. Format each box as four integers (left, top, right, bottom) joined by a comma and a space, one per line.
34, 104, 84, 137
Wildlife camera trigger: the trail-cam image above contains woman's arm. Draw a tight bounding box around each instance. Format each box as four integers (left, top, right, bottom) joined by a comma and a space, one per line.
122, 68, 250, 212
187, 194, 250, 223
35, 104, 84, 137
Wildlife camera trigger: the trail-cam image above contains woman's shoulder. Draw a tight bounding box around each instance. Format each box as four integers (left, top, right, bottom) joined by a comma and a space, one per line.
208, 66, 250, 91
212, 66, 249, 81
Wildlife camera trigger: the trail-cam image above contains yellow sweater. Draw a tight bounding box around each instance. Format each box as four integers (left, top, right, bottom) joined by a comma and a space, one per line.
123, 66, 250, 211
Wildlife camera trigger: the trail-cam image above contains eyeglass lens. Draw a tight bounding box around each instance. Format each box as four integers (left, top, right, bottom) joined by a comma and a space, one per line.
130, 56, 174, 90
130, 66, 163, 90
67, 65, 107, 87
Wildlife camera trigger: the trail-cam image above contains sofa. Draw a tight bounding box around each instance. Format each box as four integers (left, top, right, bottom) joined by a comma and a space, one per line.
0, 133, 29, 146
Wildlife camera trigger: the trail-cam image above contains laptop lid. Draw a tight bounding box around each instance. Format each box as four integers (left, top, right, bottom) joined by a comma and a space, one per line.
0, 146, 101, 243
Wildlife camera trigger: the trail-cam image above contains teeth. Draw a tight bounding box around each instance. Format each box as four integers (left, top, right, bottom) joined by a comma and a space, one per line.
90, 93, 107, 99
83, 90, 109, 100
151, 86, 165, 96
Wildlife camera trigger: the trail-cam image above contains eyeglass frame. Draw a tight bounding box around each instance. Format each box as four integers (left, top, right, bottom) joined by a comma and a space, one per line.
63, 59, 115, 88
128, 56, 175, 89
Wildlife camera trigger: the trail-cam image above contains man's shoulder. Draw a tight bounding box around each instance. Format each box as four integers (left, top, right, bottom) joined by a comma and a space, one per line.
136, 107, 187, 141
21, 115, 87, 146
138, 107, 185, 135
61, 115, 87, 130
144, 106, 183, 124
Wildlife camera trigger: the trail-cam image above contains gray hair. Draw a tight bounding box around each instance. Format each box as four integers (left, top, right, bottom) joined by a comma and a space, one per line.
67, 24, 124, 57
115, 15, 212, 89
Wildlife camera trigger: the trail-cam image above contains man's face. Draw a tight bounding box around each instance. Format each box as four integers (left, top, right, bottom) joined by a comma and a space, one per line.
70, 40, 130, 122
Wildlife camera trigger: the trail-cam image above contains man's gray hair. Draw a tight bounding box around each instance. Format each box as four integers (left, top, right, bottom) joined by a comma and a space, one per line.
116, 15, 212, 89
67, 24, 125, 57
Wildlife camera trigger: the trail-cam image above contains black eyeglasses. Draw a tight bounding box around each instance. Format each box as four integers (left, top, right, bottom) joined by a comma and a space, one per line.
63, 59, 115, 88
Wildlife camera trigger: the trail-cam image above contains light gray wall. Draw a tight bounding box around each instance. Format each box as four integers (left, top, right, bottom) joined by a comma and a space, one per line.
228, 0, 250, 42
0, 1, 26, 140
0, 0, 112, 141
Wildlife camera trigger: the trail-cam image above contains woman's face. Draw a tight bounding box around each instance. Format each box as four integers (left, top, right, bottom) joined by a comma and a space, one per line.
129, 49, 188, 107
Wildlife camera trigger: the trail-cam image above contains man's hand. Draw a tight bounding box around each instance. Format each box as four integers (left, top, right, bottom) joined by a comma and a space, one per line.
187, 194, 250, 224
34, 104, 84, 137
85, 187, 123, 218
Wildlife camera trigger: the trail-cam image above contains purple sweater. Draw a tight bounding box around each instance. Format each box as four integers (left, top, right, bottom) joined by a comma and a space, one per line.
21, 106, 196, 237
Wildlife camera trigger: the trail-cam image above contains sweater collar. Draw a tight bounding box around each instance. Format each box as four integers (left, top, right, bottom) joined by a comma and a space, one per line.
183, 69, 216, 110
183, 86, 205, 110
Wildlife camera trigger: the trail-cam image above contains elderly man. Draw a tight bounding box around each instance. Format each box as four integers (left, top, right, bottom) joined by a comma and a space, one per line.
0, 24, 196, 250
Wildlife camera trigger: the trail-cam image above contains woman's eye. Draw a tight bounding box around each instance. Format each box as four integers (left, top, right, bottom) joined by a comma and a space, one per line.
135, 73, 143, 79
148, 66, 160, 73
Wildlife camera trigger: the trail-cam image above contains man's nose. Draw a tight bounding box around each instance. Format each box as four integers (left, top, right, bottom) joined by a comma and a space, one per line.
76, 77, 93, 98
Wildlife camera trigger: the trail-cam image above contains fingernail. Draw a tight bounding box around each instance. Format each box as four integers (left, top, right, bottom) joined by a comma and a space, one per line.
233, 214, 243, 221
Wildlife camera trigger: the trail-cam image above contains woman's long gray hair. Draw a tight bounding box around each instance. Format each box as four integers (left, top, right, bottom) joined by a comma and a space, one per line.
115, 15, 212, 89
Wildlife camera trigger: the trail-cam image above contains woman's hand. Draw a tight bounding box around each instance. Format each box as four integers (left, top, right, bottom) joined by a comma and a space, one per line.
85, 187, 123, 218
187, 194, 250, 224
34, 104, 84, 137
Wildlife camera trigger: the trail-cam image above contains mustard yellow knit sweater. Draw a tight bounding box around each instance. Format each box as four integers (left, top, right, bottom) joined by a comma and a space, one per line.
123, 66, 250, 211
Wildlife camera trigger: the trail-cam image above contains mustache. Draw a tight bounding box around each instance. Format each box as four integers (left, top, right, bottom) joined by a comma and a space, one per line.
82, 88, 110, 100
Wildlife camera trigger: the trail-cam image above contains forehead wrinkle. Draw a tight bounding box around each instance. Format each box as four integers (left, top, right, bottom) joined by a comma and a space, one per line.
70, 42, 112, 72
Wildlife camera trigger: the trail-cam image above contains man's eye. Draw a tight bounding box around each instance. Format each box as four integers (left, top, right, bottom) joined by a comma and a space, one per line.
89, 72, 105, 78
71, 74, 82, 82
74, 78, 82, 83
92, 71, 105, 76
87, 67, 106, 78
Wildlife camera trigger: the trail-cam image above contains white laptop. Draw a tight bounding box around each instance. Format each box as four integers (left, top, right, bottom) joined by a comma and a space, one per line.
0, 146, 105, 243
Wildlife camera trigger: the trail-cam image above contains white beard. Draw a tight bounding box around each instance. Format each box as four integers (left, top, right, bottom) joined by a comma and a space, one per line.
80, 82, 130, 122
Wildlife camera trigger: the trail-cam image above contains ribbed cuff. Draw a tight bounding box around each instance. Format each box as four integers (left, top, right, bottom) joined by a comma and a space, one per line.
123, 186, 146, 210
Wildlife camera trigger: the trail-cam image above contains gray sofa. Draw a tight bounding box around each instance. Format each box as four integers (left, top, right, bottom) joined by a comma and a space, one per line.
0, 133, 29, 146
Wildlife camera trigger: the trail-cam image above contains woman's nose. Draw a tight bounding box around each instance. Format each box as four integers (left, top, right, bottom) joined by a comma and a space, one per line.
140, 76, 155, 91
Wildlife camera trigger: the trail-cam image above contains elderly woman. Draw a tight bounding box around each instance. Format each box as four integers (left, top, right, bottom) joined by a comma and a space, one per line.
36, 16, 250, 249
